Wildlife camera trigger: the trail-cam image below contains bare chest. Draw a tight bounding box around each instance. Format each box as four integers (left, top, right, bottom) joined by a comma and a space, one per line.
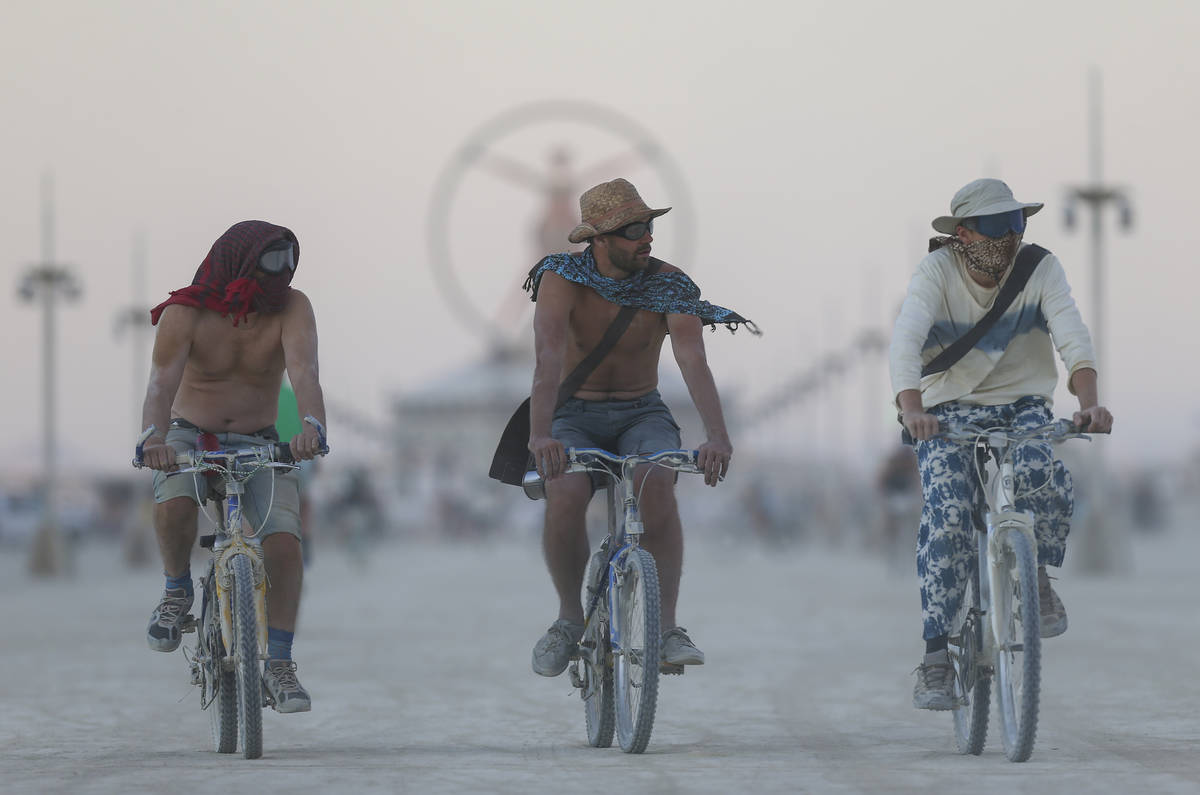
187, 313, 285, 379
570, 292, 666, 356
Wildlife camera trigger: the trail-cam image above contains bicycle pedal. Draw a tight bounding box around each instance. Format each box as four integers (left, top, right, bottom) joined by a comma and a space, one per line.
659, 662, 685, 676
180, 615, 197, 633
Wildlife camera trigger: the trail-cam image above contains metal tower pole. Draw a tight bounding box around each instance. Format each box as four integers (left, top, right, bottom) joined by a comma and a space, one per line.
1063, 69, 1134, 573
18, 173, 83, 576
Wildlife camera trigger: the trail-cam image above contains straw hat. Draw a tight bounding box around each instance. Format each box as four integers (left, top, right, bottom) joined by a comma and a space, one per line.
932, 178, 1043, 234
567, 178, 671, 244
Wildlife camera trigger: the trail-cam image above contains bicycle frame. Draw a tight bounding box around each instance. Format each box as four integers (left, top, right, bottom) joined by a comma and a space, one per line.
980, 441, 1038, 660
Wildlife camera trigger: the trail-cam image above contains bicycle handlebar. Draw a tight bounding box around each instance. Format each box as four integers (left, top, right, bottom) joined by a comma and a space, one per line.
132, 415, 330, 469
521, 448, 703, 501
566, 447, 702, 474
936, 418, 1092, 448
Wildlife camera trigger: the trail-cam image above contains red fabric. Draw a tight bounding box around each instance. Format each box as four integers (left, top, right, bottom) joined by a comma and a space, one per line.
150, 220, 299, 326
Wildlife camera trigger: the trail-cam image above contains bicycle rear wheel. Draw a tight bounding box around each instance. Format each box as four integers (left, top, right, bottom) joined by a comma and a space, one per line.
993, 529, 1041, 762
949, 557, 990, 755
201, 569, 237, 754
612, 546, 661, 754
230, 553, 264, 760
581, 546, 614, 747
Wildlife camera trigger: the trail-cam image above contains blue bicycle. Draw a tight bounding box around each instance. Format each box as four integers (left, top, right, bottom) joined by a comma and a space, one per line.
523, 447, 703, 754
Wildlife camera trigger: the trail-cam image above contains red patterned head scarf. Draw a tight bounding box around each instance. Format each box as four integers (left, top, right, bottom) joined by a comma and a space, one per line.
150, 220, 300, 326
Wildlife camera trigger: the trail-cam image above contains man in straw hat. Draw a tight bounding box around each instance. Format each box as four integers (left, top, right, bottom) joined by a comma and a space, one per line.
889, 178, 1113, 710
523, 178, 758, 677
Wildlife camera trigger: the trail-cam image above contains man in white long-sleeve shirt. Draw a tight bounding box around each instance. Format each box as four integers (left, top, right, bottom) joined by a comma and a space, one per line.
889, 178, 1113, 710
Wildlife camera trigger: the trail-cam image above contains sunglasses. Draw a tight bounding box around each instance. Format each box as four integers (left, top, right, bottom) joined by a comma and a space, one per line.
259, 242, 296, 274
609, 219, 653, 241
966, 210, 1026, 239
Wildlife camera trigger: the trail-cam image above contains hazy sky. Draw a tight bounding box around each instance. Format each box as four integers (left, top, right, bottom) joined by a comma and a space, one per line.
2, 0, 1197, 477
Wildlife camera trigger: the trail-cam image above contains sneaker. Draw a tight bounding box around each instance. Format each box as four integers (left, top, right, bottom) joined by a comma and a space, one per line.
913, 650, 956, 710
146, 587, 194, 652
531, 619, 584, 677
661, 626, 705, 666
263, 659, 311, 713
1038, 566, 1068, 638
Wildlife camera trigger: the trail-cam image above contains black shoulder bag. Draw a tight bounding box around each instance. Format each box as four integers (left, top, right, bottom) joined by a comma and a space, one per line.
488, 259, 663, 486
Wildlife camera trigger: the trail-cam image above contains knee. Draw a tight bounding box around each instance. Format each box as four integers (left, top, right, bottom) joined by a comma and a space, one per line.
155, 498, 197, 533
545, 476, 591, 526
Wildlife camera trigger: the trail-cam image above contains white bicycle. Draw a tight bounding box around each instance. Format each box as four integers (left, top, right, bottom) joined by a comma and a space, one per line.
939, 418, 1090, 762
523, 448, 704, 754
134, 418, 327, 759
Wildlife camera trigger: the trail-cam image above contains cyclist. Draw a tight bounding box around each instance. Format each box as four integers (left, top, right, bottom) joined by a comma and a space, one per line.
139, 220, 327, 714
890, 179, 1113, 710
525, 178, 758, 677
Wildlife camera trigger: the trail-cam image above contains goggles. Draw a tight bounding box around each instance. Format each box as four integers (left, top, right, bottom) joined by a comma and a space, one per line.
966, 209, 1026, 239
610, 219, 653, 241
259, 241, 296, 274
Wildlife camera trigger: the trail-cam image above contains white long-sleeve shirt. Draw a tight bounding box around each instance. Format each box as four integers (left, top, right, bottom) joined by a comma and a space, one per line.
889, 242, 1096, 409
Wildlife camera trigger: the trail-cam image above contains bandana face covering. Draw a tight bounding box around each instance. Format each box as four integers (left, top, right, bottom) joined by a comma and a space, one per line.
150, 221, 299, 326
951, 232, 1023, 279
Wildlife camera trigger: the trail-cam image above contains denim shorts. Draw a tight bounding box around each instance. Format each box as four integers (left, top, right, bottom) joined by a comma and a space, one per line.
152, 420, 302, 541
551, 389, 681, 489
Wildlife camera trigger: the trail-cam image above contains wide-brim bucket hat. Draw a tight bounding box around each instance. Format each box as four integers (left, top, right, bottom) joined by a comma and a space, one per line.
932, 178, 1044, 234
567, 178, 671, 244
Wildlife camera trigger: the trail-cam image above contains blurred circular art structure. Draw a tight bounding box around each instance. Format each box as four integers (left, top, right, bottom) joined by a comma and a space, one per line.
426, 100, 696, 350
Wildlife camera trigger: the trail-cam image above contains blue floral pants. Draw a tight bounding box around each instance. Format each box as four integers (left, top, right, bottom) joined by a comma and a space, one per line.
914, 397, 1074, 640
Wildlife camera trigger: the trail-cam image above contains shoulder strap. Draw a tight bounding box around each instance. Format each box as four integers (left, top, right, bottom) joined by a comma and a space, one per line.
554, 258, 663, 407
921, 244, 1049, 378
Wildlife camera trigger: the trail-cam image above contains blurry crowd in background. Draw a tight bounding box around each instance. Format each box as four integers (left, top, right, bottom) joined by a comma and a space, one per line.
0, 429, 1192, 575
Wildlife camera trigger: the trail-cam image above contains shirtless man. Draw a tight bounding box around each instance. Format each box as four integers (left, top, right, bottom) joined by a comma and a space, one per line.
139, 220, 326, 713
525, 178, 758, 676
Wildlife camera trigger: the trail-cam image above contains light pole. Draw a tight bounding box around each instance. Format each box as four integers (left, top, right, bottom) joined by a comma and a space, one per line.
113, 233, 154, 567
17, 173, 83, 576
1062, 69, 1133, 573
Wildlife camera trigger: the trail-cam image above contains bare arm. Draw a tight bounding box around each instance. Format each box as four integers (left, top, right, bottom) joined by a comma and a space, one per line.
281, 290, 327, 459
668, 313, 731, 486
529, 272, 573, 479
1067, 367, 1113, 433
897, 388, 938, 441
139, 305, 196, 471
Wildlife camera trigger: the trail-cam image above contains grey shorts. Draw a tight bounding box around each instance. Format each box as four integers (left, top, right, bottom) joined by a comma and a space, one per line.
152, 422, 302, 541
552, 389, 681, 489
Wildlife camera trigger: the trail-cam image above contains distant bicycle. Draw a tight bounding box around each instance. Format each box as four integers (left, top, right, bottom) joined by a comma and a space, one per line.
940, 419, 1091, 762
133, 417, 328, 760
523, 447, 704, 754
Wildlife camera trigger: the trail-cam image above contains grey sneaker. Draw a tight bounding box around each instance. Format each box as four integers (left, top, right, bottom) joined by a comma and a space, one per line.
263, 659, 311, 713
1038, 566, 1068, 638
661, 626, 705, 666
913, 650, 956, 710
146, 587, 194, 652
531, 619, 584, 677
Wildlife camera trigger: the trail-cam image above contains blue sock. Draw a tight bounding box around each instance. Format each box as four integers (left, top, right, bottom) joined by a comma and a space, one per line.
267, 627, 294, 662
165, 570, 193, 598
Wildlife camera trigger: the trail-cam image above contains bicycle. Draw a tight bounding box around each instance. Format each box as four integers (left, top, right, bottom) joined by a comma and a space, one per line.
938, 418, 1090, 762
133, 417, 328, 760
523, 447, 704, 754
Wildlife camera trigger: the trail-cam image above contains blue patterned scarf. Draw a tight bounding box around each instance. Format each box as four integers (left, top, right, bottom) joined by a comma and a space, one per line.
523, 248, 760, 334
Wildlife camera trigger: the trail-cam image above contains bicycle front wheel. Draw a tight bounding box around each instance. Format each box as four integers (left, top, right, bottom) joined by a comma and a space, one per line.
993, 529, 1041, 762
201, 569, 237, 754
230, 553, 264, 760
949, 558, 990, 755
611, 546, 661, 754
581, 548, 614, 747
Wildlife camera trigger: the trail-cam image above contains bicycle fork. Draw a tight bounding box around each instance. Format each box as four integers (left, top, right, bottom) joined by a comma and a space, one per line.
214, 489, 269, 667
